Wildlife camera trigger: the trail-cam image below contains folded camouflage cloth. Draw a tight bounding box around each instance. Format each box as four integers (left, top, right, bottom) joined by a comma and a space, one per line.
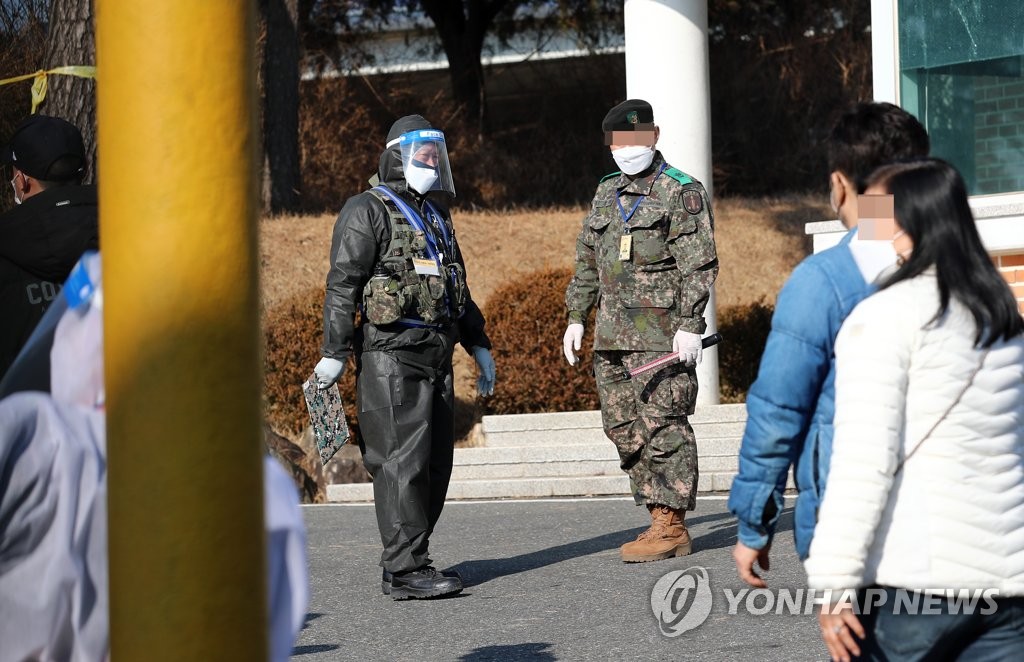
302, 374, 350, 465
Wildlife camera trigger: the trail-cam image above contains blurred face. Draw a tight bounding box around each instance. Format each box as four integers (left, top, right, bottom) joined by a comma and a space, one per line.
605, 126, 659, 151
856, 192, 895, 240
864, 182, 913, 262
411, 142, 439, 168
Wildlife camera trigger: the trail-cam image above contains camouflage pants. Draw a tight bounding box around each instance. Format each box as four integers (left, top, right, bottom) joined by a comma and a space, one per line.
594, 350, 699, 511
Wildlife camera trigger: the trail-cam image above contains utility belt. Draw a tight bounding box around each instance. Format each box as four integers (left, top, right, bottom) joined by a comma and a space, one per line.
361, 186, 468, 328
359, 303, 448, 331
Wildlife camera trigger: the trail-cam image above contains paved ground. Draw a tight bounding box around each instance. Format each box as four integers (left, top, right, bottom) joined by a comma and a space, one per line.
293, 497, 828, 661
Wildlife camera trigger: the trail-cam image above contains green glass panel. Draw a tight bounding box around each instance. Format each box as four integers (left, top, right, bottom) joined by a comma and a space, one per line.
899, 1, 1024, 195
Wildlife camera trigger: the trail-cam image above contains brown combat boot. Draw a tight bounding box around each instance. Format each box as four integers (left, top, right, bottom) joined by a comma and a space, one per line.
620, 505, 692, 562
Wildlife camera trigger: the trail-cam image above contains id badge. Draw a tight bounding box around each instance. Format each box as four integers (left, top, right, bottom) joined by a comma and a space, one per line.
618, 234, 632, 261
412, 258, 441, 276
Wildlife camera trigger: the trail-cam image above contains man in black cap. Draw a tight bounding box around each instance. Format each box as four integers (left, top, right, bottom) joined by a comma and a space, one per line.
0, 114, 98, 384
563, 99, 718, 562
313, 114, 495, 600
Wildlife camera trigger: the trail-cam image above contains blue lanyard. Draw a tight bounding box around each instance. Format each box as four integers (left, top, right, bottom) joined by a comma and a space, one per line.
373, 185, 462, 319
424, 203, 453, 255
616, 163, 667, 227
372, 186, 453, 262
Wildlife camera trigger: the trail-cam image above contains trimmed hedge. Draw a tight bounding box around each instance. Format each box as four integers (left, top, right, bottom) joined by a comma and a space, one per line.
482, 267, 600, 415
262, 287, 359, 441
481, 266, 775, 413
264, 272, 775, 432
717, 298, 774, 403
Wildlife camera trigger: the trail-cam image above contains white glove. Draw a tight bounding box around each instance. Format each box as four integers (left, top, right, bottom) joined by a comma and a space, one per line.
563, 323, 585, 365
472, 346, 496, 396
314, 357, 345, 389
672, 330, 703, 367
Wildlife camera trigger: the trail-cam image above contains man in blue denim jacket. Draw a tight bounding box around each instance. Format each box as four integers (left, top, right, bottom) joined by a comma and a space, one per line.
728, 103, 929, 587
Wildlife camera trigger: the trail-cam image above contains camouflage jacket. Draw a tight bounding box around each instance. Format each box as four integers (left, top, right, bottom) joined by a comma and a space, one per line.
565, 151, 718, 351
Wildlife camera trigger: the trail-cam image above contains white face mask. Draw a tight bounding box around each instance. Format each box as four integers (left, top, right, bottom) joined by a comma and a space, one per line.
611, 145, 655, 176
405, 163, 439, 195
10, 173, 22, 205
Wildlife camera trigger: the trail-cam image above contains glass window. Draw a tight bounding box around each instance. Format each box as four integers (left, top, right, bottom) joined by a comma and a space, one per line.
899, 1, 1024, 195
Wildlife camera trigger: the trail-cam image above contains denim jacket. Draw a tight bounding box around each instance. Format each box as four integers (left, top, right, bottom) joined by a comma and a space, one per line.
728, 230, 873, 559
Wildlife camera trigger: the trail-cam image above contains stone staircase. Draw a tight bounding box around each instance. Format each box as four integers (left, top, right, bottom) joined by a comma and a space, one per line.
326, 403, 749, 502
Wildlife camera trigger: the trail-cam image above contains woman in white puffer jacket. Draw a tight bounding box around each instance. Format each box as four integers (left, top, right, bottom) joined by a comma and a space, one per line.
804, 159, 1024, 662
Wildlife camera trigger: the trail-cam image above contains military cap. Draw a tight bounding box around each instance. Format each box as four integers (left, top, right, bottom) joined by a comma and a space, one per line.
602, 99, 655, 132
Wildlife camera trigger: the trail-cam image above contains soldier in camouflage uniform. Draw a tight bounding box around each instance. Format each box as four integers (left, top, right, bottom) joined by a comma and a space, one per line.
563, 99, 718, 562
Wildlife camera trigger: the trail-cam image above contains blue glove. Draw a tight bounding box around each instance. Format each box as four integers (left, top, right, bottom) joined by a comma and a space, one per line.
314, 357, 345, 389
472, 346, 496, 396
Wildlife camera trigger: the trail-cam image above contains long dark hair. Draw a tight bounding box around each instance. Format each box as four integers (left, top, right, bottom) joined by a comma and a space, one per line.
867, 158, 1024, 347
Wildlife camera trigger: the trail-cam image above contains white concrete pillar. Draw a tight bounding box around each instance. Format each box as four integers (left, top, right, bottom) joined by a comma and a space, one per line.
624, 0, 719, 404
870, 0, 899, 103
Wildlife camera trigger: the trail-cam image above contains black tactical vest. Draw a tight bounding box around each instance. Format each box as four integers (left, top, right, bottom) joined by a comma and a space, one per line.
361, 188, 467, 327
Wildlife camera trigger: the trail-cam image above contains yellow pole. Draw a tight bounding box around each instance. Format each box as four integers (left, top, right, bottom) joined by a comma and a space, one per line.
96, 1, 266, 659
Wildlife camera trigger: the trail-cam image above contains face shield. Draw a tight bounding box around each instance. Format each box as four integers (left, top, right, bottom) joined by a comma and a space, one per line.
386, 128, 455, 197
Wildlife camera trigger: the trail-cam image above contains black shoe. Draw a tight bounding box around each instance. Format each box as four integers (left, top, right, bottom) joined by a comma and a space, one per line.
385, 566, 463, 600
381, 567, 464, 595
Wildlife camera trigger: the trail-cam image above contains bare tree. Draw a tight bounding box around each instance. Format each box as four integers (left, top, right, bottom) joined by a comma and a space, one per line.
43, 0, 96, 183
418, 0, 510, 137
304, 1, 621, 137
260, 0, 303, 213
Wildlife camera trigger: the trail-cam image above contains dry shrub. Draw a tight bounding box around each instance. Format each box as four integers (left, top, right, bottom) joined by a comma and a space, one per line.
264, 422, 321, 503
480, 266, 778, 413
298, 77, 383, 213
718, 298, 775, 403
482, 266, 600, 415
294, 20, 872, 212
297, 55, 626, 212
262, 286, 359, 441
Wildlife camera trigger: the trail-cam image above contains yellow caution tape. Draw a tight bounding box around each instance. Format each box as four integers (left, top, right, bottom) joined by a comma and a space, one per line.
0, 65, 96, 113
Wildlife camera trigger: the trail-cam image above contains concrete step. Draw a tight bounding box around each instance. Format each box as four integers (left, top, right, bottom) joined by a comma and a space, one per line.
481, 404, 747, 448
325, 470, 794, 503
449, 443, 742, 481
323, 404, 762, 503
328, 475, 630, 502
450, 445, 620, 480
323, 470, 791, 502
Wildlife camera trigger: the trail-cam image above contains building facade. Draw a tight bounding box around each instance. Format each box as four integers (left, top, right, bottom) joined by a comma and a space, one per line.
811, 0, 1024, 313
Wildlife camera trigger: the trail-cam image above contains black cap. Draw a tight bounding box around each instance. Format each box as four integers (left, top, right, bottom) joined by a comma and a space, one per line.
386, 114, 433, 146
602, 99, 655, 132
1, 114, 86, 181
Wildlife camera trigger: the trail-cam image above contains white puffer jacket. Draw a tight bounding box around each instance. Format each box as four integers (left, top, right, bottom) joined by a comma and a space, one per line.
805, 270, 1024, 595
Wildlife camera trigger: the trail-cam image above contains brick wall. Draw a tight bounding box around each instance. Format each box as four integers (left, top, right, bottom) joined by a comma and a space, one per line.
974, 77, 1024, 195
995, 252, 1024, 315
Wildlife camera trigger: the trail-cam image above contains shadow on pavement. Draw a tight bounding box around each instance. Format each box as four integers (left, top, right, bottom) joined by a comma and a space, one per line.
458, 643, 556, 661
690, 506, 795, 554
292, 644, 340, 656
450, 509, 740, 586
300, 612, 324, 631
